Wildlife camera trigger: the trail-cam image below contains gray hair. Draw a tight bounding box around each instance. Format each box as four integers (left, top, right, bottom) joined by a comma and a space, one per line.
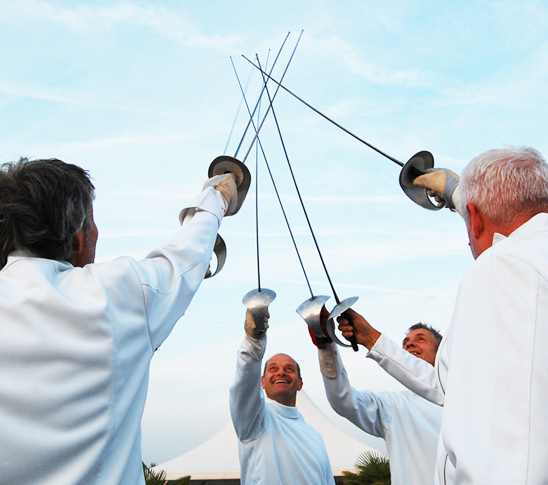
459, 146, 548, 225
0, 158, 95, 268
407, 322, 443, 350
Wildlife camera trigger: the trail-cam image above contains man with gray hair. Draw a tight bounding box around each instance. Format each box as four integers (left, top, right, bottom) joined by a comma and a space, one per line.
0, 156, 245, 484
339, 146, 548, 484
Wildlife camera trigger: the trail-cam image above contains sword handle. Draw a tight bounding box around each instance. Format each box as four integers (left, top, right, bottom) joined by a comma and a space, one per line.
341, 311, 359, 352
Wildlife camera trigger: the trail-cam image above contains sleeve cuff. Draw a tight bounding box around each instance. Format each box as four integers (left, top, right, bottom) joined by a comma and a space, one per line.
179, 186, 227, 226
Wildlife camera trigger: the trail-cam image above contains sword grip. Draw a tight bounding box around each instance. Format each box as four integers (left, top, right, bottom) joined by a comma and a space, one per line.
341, 310, 359, 352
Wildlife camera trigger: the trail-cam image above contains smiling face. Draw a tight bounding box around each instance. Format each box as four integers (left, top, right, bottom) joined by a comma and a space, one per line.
402, 329, 438, 366
261, 353, 303, 407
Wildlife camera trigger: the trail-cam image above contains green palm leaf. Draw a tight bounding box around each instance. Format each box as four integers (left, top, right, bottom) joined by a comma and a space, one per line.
143, 462, 190, 485
342, 451, 391, 485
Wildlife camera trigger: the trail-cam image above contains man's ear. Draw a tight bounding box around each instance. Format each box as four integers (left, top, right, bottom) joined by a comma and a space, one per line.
261, 375, 265, 389
71, 230, 87, 267
467, 203, 484, 239
72, 230, 85, 255
297, 378, 303, 392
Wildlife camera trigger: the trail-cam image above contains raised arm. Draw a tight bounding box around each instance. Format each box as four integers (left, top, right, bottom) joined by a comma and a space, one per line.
317, 341, 395, 437
338, 309, 444, 405
229, 309, 269, 441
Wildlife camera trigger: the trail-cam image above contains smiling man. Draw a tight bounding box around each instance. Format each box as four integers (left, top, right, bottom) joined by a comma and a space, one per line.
311, 312, 442, 485
261, 353, 302, 406
402, 323, 439, 365
229, 301, 334, 485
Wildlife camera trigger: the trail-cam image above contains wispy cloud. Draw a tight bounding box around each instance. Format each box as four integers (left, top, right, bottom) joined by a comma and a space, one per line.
57, 132, 201, 152
302, 34, 431, 88
435, 41, 548, 109
0, 80, 93, 105
2, 0, 241, 50
0, 79, 176, 114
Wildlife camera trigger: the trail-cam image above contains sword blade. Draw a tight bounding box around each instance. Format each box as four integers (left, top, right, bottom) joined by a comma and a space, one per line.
232, 31, 291, 158
242, 56, 404, 168
240, 30, 304, 163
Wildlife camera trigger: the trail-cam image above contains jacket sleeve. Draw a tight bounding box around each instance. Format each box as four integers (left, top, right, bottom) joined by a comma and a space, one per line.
229, 335, 267, 442
367, 334, 445, 405
320, 343, 393, 438
126, 186, 225, 350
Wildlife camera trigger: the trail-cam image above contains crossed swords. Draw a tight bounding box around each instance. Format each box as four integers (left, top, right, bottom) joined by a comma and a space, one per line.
211, 34, 445, 351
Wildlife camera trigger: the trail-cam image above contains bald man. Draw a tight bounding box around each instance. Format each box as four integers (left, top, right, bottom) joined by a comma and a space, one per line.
229, 302, 334, 485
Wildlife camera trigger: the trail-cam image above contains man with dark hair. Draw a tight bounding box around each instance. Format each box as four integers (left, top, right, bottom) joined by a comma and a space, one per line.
311, 315, 442, 484
0, 157, 245, 484
0, 158, 96, 267
407, 323, 442, 346
339, 146, 548, 484
230, 303, 335, 484
404, 323, 442, 363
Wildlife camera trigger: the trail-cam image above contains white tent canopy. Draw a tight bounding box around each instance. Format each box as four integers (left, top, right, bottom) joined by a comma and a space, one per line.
155, 390, 381, 481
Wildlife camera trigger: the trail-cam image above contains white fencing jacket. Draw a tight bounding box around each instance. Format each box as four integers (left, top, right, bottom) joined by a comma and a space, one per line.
370, 213, 548, 485
319, 342, 441, 485
229, 336, 335, 485
0, 187, 224, 485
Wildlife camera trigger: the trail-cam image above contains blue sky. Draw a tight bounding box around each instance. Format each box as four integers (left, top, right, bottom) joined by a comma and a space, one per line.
2, 0, 548, 465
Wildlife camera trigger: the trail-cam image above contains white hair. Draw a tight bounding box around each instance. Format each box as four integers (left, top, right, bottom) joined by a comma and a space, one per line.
459, 146, 548, 225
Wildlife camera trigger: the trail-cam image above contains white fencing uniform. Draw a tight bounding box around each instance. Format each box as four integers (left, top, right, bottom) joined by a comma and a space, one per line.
370, 213, 548, 484
230, 336, 335, 485
320, 342, 442, 485
0, 187, 224, 485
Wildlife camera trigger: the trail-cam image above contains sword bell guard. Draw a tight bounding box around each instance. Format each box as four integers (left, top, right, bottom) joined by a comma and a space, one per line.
296, 295, 331, 338
326, 296, 359, 348
209, 155, 251, 216
399, 151, 442, 211
242, 288, 276, 332
204, 234, 227, 279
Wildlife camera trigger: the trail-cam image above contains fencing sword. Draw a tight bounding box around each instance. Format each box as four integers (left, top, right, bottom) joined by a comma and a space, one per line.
229, 40, 358, 350
198, 33, 303, 279
238, 31, 304, 165
231, 31, 292, 159
234, 33, 304, 316
236, 53, 278, 320
242, 57, 447, 211
234, 60, 316, 298
252, 55, 360, 351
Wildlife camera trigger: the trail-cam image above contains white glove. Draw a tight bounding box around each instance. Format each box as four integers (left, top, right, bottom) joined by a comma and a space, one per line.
203, 173, 238, 216
244, 309, 269, 340
413, 168, 460, 211
318, 342, 342, 379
